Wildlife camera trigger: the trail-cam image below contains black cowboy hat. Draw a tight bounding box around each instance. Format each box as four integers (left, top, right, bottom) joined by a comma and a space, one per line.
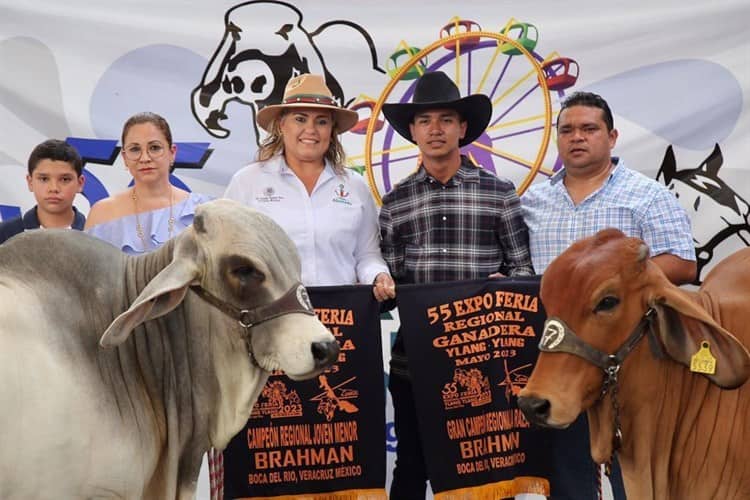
382, 71, 492, 147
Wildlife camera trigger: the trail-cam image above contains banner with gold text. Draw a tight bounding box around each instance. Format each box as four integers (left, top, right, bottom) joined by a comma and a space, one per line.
397, 277, 553, 499
223, 285, 386, 500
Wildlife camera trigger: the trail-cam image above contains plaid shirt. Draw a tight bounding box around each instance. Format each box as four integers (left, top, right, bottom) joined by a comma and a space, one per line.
521, 157, 695, 273
380, 156, 533, 376
380, 157, 533, 284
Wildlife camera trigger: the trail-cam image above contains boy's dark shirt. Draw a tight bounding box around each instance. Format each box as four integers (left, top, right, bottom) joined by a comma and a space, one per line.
0, 206, 86, 244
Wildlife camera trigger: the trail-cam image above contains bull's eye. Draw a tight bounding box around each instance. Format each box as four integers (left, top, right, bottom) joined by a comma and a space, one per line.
594, 296, 620, 313
232, 266, 265, 284
275, 24, 293, 40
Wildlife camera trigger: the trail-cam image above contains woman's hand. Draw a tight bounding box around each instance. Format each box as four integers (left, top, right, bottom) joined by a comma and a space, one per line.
372, 272, 396, 302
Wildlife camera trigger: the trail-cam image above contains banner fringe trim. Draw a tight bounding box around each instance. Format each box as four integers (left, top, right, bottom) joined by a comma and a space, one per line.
434, 476, 550, 499
238, 487, 387, 500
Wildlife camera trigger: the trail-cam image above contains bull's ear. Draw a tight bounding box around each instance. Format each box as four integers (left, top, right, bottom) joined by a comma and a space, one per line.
99, 259, 200, 348
650, 287, 750, 389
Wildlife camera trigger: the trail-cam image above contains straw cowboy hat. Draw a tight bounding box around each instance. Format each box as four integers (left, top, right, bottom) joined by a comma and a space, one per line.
256, 74, 358, 133
382, 71, 492, 147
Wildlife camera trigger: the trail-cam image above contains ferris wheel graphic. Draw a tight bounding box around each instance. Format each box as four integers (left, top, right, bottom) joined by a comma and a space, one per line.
346, 17, 580, 204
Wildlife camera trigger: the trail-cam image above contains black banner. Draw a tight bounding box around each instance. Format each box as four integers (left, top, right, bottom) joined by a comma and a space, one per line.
223, 285, 386, 500
397, 277, 554, 499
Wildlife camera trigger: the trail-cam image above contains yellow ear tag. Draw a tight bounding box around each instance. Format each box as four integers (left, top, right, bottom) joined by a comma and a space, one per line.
690, 341, 717, 375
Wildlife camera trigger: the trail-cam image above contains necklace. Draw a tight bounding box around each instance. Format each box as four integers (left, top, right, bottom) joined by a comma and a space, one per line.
131, 186, 175, 250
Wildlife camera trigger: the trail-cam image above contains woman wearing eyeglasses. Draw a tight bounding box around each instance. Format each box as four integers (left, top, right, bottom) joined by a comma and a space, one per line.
85, 112, 212, 254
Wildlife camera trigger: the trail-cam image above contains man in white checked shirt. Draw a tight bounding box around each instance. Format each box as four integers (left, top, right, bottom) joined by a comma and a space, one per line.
521, 91, 696, 499
522, 91, 696, 283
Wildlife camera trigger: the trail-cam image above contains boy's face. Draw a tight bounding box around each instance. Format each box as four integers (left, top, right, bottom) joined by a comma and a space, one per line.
26, 160, 84, 216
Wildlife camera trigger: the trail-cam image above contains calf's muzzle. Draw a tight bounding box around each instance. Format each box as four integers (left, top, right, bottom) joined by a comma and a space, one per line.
517, 396, 552, 427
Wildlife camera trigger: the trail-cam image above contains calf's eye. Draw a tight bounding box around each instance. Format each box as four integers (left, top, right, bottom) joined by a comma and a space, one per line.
594, 296, 620, 313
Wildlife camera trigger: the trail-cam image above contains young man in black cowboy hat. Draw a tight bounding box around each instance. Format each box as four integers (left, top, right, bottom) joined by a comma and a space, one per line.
379, 71, 534, 499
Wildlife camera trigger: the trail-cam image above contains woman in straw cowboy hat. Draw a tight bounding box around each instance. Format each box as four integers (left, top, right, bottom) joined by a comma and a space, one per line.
224, 73, 395, 300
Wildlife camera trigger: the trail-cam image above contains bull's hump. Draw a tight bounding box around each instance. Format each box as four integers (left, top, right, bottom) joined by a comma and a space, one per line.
0, 230, 126, 306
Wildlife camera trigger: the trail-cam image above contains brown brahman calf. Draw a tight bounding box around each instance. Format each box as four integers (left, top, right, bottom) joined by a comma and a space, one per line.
518, 228, 750, 500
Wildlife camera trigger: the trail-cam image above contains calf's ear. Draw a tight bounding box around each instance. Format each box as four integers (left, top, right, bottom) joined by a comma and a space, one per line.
99, 258, 200, 348
650, 287, 750, 389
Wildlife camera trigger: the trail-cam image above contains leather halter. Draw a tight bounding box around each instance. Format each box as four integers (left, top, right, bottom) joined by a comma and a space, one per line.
190, 281, 315, 328
190, 282, 316, 363
538, 308, 658, 453
539, 308, 657, 373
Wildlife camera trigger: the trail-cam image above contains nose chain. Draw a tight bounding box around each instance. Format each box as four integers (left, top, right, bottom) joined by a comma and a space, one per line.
132, 186, 175, 251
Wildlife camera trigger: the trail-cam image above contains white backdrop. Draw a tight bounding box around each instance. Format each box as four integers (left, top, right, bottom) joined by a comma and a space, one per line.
1, 1, 748, 498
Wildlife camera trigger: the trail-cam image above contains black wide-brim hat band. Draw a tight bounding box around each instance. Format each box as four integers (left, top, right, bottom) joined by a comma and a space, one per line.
381, 71, 493, 147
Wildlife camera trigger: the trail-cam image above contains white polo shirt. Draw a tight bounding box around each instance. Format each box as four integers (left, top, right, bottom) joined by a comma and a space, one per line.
224, 155, 389, 286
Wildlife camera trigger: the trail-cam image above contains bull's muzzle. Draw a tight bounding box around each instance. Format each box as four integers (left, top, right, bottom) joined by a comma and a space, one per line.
311, 340, 340, 369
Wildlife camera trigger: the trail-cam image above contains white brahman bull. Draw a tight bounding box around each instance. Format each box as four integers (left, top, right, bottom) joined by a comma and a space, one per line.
0, 199, 339, 499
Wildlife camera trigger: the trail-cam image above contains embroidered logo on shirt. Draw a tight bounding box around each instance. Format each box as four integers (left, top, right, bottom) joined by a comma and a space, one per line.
255, 186, 284, 202
332, 183, 351, 205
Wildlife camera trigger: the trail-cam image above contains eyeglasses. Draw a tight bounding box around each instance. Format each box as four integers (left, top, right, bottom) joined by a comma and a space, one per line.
123, 143, 167, 161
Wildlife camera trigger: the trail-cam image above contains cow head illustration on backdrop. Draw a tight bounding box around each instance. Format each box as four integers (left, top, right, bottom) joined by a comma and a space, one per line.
657, 143, 750, 284
191, 0, 382, 143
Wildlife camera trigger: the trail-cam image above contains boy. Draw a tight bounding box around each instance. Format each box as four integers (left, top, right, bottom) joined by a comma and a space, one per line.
0, 139, 86, 244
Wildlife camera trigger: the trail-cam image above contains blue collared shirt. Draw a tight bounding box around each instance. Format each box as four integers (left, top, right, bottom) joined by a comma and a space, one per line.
521, 158, 695, 273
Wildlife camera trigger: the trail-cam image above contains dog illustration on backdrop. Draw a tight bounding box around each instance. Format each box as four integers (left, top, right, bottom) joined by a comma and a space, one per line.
191, 0, 383, 143
657, 144, 750, 284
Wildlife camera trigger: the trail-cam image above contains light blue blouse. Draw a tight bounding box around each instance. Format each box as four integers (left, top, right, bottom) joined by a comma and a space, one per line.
87, 192, 213, 255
